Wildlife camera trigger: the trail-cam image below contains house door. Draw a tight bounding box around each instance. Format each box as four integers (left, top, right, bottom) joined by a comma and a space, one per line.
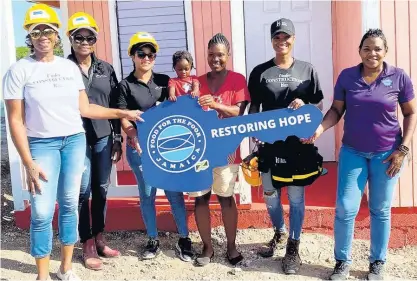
243, 0, 335, 161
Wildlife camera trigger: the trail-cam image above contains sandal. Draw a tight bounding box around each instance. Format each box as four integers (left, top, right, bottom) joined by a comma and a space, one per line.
226, 252, 244, 266
195, 252, 214, 267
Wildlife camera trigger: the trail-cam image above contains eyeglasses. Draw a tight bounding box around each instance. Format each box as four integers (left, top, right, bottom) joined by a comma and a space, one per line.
29, 28, 57, 40
136, 51, 156, 60
72, 34, 97, 45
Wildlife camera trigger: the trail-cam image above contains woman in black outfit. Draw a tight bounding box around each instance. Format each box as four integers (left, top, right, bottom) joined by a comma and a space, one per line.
66, 12, 122, 271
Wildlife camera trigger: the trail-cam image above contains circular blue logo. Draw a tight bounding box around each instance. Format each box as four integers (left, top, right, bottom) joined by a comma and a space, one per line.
147, 115, 206, 173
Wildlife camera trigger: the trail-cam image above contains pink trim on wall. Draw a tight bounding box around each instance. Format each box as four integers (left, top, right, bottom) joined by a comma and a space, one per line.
381, 0, 416, 207
191, 0, 234, 76
67, 0, 113, 64
331, 1, 362, 160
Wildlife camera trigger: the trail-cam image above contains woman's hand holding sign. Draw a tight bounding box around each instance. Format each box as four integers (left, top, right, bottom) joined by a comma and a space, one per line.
198, 95, 217, 109
288, 98, 305, 110
121, 109, 145, 122
301, 124, 324, 144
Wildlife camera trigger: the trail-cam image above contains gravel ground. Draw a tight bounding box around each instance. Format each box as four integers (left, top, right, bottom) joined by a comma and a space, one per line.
1, 118, 417, 280
1, 227, 417, 281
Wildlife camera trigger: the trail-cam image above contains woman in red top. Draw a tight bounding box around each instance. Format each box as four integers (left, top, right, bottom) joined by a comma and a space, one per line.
189, 33, 251, 266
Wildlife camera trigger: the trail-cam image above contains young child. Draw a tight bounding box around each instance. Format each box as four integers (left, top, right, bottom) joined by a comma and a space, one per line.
168, 50, 199, 101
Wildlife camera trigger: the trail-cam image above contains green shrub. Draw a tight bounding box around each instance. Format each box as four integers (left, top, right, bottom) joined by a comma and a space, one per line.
15, 46, 64, 61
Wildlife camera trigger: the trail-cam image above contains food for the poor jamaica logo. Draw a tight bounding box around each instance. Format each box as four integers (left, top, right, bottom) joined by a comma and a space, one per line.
147, 115, 207, 173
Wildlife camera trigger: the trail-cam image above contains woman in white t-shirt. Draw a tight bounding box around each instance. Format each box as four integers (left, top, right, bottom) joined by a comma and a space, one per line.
2, 4, 142, 281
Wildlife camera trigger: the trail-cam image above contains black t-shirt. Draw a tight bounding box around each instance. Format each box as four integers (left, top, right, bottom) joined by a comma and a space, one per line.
248, 59, 324, 111
68, 54, 120, 145
117, 71, 169, 128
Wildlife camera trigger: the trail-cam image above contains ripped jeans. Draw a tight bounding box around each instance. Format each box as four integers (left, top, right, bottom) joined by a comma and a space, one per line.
28, 132, 86, 258
261, 170, 305, 240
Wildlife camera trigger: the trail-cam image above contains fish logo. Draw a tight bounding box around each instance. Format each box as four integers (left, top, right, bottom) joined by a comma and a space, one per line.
147, 115, 206, 173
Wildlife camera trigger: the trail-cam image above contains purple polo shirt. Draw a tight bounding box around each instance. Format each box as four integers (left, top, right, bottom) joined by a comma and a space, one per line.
334, 62, 415, 153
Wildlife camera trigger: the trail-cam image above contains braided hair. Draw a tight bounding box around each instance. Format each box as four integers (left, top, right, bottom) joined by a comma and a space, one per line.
208, 33, 230, 52
172, 50, 194, 69
359, 28, 388, 52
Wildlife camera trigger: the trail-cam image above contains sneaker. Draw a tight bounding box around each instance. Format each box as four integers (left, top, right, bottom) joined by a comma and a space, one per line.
329, 260, 350, 280
368, 260, 385, 280
282, 238, 302, 275
142, 238, 161, 260
176, 237, 194, 262
56, 269, 81, 281
258, 229, 288, 258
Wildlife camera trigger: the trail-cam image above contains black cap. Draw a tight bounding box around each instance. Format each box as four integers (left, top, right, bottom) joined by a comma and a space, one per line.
270, 18, 295, 38
130, 42, 157, 55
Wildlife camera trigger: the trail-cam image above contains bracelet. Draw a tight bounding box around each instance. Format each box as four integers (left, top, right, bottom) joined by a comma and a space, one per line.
114, 134, 123, 143
397, 144, 409, 155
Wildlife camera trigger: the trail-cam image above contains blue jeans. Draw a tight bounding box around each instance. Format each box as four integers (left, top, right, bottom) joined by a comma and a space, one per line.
28, 132, 86, 258
78, 135, 113, 243
262, 170, 305, 240
126, 145, 189, 239
334, 145, 402, 264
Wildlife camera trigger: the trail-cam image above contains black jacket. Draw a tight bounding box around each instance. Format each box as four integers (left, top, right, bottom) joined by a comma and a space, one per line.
258, 136, 323, 188
68, 53, 121, 144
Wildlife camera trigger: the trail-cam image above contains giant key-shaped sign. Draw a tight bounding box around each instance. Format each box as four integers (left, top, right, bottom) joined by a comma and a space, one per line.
137, 96, 322, 192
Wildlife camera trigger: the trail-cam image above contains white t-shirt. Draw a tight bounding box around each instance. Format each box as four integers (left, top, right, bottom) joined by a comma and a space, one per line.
2, 56, 86, 138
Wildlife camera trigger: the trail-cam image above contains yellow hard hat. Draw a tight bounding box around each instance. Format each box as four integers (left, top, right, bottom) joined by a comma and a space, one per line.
241, 154, 262, 187
127, 32, 159, 56
67, 12, 99, 37
23, 3, 61, 31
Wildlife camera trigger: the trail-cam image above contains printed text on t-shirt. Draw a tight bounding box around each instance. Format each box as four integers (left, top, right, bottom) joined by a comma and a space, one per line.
31, 73, 76, 88
266, 74, 303, 88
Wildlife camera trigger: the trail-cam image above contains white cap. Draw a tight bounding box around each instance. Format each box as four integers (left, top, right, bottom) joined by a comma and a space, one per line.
28, 23, 59, 33
70, 26, 98, 37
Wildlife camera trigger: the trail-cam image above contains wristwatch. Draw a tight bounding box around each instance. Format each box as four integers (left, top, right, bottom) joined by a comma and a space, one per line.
397, 144, 409, 155
114, 134, 123, 143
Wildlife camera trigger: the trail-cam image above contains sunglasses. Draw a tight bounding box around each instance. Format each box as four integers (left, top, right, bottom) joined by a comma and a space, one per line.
72, 34, 97, 45
29, 28, 57, 40
136, 51, 156, 60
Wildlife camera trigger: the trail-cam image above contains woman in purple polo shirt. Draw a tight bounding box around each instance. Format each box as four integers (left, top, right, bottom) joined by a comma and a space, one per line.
304, 28, 416, 280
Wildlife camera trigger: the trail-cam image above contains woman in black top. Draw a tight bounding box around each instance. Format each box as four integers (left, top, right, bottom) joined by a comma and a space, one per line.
116, 32, 193, 262
66, 12, 122, 270
248, 18, 324, 275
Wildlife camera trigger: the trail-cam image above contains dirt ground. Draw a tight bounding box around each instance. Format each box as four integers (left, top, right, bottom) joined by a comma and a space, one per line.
2, 225, 417, 281
1, 118, 417, 280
